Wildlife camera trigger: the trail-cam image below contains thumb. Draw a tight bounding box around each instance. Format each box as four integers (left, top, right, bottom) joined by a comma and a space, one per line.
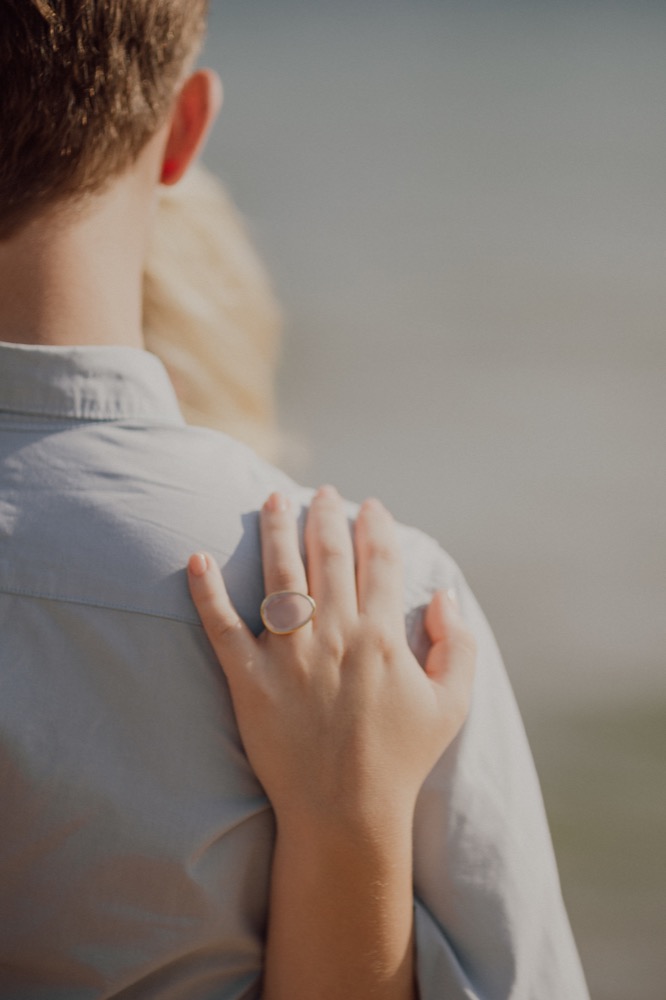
423, 589, 477, 699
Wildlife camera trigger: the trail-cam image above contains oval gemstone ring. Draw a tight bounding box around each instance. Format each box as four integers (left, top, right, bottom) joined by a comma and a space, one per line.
260, 590, 317, 636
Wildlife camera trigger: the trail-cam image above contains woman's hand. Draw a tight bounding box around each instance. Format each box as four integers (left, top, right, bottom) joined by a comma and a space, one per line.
187, 484, 476, 836
187, 485, 476, 1000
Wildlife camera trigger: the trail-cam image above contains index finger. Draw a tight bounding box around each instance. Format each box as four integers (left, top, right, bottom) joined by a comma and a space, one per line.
187, 552, 257, 680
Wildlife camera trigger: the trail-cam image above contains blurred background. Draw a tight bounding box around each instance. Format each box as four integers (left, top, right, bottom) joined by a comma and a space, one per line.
202, 2, 665, 996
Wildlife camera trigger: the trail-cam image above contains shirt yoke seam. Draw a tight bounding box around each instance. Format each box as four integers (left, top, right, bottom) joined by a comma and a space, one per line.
0, 583, 203, 628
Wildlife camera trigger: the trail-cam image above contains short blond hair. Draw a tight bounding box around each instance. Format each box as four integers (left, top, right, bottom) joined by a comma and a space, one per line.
0, 0, 207, 238
143, 166, 282, 460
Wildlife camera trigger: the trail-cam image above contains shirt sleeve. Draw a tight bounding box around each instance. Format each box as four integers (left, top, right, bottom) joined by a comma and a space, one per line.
399, 530, 590, 999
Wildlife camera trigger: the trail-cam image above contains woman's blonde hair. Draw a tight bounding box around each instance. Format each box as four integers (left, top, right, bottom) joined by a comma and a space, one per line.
143, 165, 281, 460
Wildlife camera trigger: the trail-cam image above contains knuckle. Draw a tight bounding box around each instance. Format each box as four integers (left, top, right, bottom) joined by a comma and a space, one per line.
208, 615, 244, 645
359, 620, 399, 660
363, 536, 399, 565
317, 629, 346, 663
317, 535, 348, 562
280, 651, 311, 684
270, 564, 299, 592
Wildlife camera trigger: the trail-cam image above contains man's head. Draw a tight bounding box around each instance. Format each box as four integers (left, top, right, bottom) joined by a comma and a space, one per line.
0, 0, 209, 239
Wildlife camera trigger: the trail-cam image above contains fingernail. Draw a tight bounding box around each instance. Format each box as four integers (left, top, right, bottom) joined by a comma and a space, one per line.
189, 553, 209, 577
316, 484, 339, 500
264, 491, 290, 513
361, 497, 384, 513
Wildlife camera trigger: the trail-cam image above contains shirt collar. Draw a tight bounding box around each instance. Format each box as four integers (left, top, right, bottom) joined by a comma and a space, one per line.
0, 342, 185, 424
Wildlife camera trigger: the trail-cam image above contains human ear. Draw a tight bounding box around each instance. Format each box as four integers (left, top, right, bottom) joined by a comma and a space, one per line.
160, 69, 223, 186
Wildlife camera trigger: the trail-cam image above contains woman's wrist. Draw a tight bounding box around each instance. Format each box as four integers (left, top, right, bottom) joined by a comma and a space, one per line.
264, 804, 417, 1000
273, 803, 416, 877
272, 790, 418, 858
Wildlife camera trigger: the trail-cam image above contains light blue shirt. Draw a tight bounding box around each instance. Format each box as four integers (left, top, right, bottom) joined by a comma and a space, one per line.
0, 343, 589, 999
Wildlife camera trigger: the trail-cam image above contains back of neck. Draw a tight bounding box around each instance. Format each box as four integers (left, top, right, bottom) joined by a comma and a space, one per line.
0, 182, 151, 349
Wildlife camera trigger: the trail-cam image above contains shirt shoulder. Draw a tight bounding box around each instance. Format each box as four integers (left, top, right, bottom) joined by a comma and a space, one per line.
0, 417, 460, 639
